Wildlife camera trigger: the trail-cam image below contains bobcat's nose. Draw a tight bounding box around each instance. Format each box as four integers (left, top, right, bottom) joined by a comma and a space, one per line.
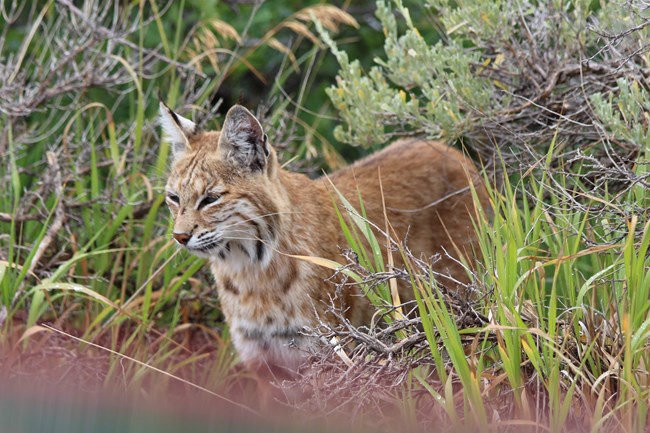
173, 232, 191, 245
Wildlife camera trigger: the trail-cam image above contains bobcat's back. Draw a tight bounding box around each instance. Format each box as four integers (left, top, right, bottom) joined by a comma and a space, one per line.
327, 138, 488, 296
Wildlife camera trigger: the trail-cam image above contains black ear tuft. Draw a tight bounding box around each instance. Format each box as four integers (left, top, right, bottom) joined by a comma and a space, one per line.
159, 101, 197, 160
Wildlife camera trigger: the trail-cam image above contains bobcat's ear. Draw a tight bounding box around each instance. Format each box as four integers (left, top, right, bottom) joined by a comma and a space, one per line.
218, 105, 270, 172
159, 101, 197, 159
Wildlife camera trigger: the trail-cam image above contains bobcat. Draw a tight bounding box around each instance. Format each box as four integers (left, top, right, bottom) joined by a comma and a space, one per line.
160, 103, 489, 383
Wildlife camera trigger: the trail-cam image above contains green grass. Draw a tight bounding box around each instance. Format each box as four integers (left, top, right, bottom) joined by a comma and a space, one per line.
322, 138, 649, 431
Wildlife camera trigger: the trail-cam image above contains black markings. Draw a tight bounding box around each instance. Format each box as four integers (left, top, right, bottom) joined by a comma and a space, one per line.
248, 219, 260, 235
273, 327, 302, 339
222, 278, 239, 295
200, 239, 222, 251
256, 241, 265, 262
248, 220, 260, 239
168, 107, 182, 128
236, 243, 251, 259
198, 195, 219, 210
241, 328, 264, 341
183, 151, 201, 180
240, 327, 302, 341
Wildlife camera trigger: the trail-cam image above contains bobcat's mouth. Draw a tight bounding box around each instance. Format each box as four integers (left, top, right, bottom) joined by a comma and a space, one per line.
183, 236, 224, 257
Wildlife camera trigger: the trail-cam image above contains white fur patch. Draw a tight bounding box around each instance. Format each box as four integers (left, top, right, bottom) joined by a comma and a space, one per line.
159, 102, 196, 156
229, 316, 314, 371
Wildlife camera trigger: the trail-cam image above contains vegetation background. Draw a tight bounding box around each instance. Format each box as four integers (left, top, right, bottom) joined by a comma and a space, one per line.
1, 0, 649, 432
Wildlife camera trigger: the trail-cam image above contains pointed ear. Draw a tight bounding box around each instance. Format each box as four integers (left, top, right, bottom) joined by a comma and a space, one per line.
218, 105, 270, 172
159, 101, 197, 159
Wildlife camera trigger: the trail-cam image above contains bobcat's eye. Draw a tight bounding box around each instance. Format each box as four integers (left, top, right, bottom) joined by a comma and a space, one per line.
198, 195, 220, 210
167, 194, 180, 205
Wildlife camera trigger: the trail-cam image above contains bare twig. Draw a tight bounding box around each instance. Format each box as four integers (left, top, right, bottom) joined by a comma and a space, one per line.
0, 212, 41, 223
56, 0, 205, 78
25, 153, 65, 278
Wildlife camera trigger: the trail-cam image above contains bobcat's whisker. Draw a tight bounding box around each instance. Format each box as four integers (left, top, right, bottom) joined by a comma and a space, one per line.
218, 211, 299, 231
222, 236, 261, 243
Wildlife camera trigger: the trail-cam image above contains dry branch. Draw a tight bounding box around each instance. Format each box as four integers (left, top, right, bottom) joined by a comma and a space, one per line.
25, 151, 66, 277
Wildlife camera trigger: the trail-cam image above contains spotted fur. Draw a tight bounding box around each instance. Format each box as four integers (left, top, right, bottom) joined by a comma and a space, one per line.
161, 104, 490, 379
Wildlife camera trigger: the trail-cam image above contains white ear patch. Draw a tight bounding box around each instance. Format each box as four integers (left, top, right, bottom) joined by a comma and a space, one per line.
159, 102, 197, 157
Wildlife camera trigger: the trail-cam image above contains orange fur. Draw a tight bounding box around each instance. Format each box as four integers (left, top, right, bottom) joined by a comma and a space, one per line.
160, 103, 489, 381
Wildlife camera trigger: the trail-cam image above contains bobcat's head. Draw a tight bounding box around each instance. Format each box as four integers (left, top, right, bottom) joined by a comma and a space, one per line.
160, 103, 282, 268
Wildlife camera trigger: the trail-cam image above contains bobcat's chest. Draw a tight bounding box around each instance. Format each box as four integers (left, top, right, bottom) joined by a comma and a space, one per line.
213, 267, 317, 370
